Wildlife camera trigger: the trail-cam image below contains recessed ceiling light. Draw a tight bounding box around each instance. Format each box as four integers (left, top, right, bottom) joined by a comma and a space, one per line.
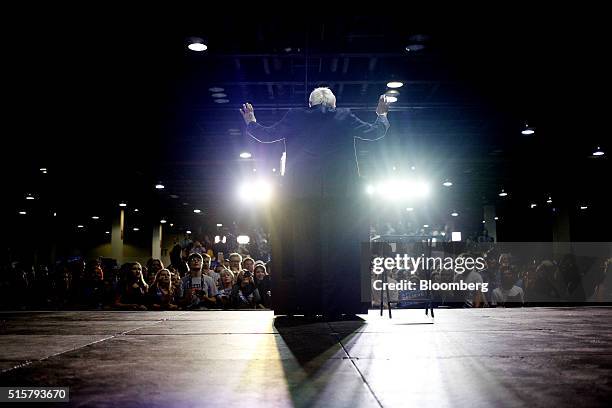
26, 194, 35, 200
499, 189, 508, 197
494, 217, 499, 220
169, 223, 174, 227
387, 81, 403, 88
105, 231, 110, 234
155, 184, 165, 189
134, 208, 139, 212
77, 225, 84, 228
217, 223, 223, 227
119, 203, 127, 207
19, 211, 26, 215
186, 230, 192, 234
39, 168, 47, 171
193, 209, 202, 213
405, 44, 426, 52
91, 216, 99, 220
580, 205, 588, 210
451, 212, 459, 217
133, 227, 139, 231
443, 180, 453, 187
187, 42, 207, 52
160, 219, 167, 224
240, 152, 252, 159
423, 224, 429, 228
593, 146, 605, 156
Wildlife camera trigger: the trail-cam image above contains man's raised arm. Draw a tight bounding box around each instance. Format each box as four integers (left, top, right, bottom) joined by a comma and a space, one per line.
240, 102, 293, 143
344, 95, 390, 140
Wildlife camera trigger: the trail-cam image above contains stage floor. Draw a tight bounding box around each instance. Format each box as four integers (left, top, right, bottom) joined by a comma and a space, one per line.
1, 308, 611, 407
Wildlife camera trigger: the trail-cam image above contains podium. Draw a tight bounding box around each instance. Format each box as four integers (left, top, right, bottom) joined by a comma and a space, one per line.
269, 196, 370, 316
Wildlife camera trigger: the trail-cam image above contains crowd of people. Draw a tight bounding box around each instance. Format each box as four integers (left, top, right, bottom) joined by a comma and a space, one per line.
0, 248, 272, 311
372, 244, 612, 308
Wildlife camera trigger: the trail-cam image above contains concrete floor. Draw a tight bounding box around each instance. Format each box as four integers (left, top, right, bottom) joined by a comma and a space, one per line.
0, 308, 611, 407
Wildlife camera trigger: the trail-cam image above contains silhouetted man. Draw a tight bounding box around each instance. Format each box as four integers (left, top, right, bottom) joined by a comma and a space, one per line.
241, 88, 390, 316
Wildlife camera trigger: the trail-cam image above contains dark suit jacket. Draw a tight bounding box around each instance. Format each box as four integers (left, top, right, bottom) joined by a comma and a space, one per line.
247, 105, 389, 198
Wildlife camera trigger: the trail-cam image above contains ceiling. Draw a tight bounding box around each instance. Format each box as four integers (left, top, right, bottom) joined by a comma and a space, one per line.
3, 14, 608, 240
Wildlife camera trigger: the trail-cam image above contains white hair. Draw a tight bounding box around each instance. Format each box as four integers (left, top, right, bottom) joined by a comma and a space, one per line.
309, 87, 336, 108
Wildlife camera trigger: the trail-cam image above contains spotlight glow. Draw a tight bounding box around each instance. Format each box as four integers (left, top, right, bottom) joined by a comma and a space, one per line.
160, 219, 167, 224
521, 128, 535, 135
387, 81, 404, 88
368, 179, 430, 200
237, 235, 250, 245
443, 180, 453, 187
580, 206, 588, 210
92, 216, 99, 220
239, 180, 272, 202
451, 212, 459, 217
19, 211, 26, 215
105, 231, 110, 234
499, 190, 508, 197
186, 230, 192, 234
155, 184, 165, 189
547, 197, 552, 204
119, 203, 127, 207
216, 223, 223, 227
240, 152, 252, 159
188, 42, 207, 52
593, 146, 605, 156
386, 96, 398, 103
193, 209, 202, 213
133, 227, 139, 231
77, 225, 84, 228
39, 168, 47, 171
26, 195, 35, 200
494, 217, 499, 220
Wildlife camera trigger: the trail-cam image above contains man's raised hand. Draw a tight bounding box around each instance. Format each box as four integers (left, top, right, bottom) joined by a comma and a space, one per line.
376, 95, 390, 116
240, 103, 256, 124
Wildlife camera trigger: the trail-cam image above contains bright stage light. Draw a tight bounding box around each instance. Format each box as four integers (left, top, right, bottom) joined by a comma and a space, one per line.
193, 209, 202, 213
451, 212, 459, 217
19, 211, 26, 215
239, 180, 273, 202
367, 179, 430, 200
580, 205, 588, 210
160, 219, 167, 224
155, 184, 165, 189
593, 146, 605, 156
237, 235, 250, 245
451, 232, 462, 242
216, 223, 222, 227
240, 152, 252, 159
